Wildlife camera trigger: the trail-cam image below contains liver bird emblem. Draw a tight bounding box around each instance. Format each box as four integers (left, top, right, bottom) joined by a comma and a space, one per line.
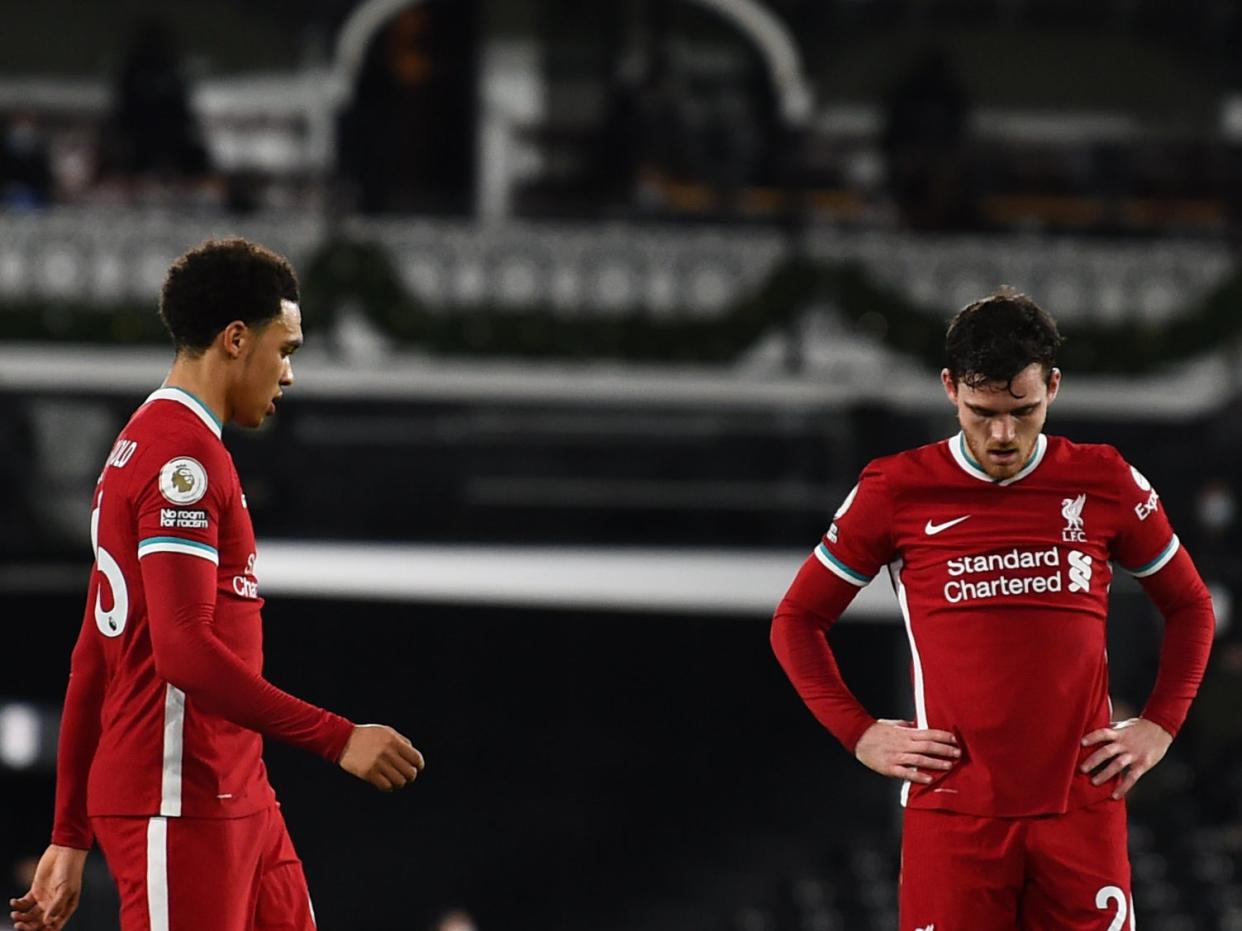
1061, 493, 1086, 531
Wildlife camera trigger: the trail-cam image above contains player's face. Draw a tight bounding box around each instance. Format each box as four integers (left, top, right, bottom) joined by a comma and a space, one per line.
942, 362, 1060, 480
234, 299, 302, 429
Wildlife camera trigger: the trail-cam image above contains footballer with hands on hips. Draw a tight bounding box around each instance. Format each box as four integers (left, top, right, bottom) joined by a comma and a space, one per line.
11, 239, 425, 931
772, 288, 1214, 931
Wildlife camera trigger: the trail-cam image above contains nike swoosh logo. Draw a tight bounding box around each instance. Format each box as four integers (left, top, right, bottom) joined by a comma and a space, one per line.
925, 515, 971, 535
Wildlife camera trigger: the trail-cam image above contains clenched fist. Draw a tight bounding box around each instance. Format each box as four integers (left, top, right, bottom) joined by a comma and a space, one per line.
339, 724, 425, 791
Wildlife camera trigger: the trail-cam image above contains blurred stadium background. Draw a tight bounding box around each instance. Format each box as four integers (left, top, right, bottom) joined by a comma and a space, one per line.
2, 0, 1242, 928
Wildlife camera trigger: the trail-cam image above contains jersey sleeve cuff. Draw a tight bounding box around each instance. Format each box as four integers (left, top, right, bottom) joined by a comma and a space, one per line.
322, 715, 357, 764
814, 543, 873, 587
51, 826, 93, 851
1124, 534, 1180, 578
137, 536, 220, 565
1138, 709, 1181, 740
840, 715, 878, 754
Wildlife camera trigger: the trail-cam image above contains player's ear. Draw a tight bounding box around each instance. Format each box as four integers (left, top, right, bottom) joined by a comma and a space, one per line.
941, 368, 959, 404
220, 321, 249, 359
1046, 366, 1061, 404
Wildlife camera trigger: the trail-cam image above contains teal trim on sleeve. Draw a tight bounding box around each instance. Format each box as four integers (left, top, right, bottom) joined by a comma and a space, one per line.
138, 536, 218, 556
1126, 535, 1179, 577
815, 542, 872, 584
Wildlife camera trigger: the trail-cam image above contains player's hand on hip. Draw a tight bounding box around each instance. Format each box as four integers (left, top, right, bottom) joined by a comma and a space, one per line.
1080, 717, 1172, 799
339, 723, 425, 791
9, 843, 88, 931
854, 718, 961, 784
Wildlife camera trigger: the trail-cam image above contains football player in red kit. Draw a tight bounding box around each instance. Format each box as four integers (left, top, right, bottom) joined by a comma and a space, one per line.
771, 289, 1215, 931
11, 239, 425, 931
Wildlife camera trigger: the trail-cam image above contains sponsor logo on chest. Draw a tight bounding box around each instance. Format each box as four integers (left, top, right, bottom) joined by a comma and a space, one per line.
936, 494, 1097, 604
943, 546, 1095, 603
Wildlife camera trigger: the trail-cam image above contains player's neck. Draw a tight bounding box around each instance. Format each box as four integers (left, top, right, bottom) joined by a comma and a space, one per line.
163, 353, 231, 427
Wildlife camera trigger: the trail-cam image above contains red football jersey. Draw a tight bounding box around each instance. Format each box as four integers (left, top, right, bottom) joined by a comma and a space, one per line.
817, 432, 1182, 817
52, 387, 352, 848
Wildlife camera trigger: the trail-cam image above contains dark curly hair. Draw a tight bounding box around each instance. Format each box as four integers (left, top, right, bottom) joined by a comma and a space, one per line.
159, 238, 299, 354
945, 288, 1062, 392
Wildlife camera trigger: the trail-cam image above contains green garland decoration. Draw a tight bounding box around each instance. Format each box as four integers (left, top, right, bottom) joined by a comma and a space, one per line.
2, 237, 1239, 375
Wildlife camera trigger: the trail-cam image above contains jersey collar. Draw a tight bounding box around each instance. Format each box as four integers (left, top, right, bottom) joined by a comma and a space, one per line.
146, 386, 223, 440
949, 431, 1047, 486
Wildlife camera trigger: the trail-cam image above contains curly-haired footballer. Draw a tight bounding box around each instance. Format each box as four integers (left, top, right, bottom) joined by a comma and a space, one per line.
12, 238, 425, 931
772, 289, 1214, 931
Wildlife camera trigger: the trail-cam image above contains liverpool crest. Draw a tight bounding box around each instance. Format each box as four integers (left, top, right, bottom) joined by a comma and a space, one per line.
1061, 493, 1087, 542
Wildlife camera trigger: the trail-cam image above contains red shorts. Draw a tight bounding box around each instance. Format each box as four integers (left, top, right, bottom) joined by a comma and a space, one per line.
92, 805, 316, 931
900, 798, 1133, 931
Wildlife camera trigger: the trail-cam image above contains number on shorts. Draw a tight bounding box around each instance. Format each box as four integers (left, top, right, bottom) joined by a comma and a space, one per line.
1095, 884, 1129, 931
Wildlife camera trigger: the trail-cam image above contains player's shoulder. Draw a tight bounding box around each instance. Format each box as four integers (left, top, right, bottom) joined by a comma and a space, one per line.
128, 390, 222, 445
861, 438, 954, 484
1043, 435, 1129, 476
122, 389, 233, 479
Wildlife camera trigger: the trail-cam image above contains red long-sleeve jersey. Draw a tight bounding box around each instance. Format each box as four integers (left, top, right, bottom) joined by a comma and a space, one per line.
52, 387, 354, 850
772, 433, 1214, 817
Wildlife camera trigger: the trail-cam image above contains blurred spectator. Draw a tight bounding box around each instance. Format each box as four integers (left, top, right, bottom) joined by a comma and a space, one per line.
881, 48, 975, 230
433, 908, 479, 931
1196, 478, 1237, 541
336, 4, 477, 215
594, 51, 646, 208
616, 14, 780, 215
630, 62, 699, 204
635, 58, 776, 194
1189, 477, 1241, 633
1185, 640, 1242, 821
103, 18, 208, 180
0, 115, 53, 208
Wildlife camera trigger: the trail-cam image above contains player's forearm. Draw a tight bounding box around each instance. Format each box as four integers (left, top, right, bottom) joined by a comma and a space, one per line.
142, 554, 354, 761
162, 637, 352, 756
771, 606, 876, 751
154, 613, 353, 761
51, 626, 106, 849
1138, 547, 1215, 737
771, 557, 876, 751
